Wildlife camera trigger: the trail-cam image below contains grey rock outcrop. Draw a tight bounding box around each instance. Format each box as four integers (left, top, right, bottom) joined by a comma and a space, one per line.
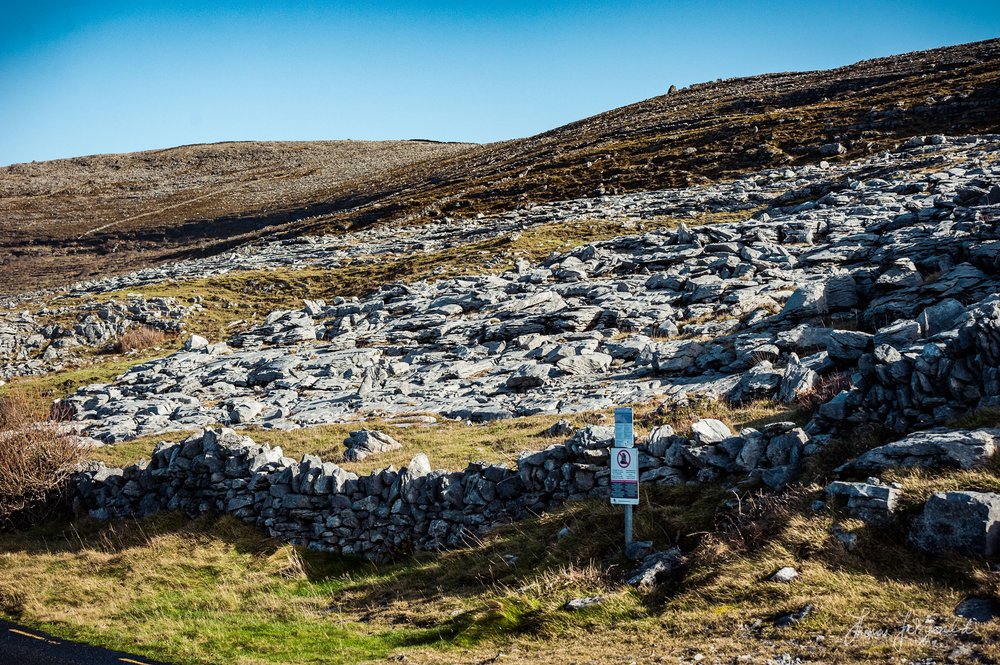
343, 430, 403, 462
7, 134, 992, 450
837, 429, 999, 475
911, 491, 1000, 557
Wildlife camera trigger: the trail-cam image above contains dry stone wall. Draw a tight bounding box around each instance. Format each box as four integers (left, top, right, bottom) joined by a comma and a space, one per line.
813, 294, 1000, 434
72, 422, 810, 562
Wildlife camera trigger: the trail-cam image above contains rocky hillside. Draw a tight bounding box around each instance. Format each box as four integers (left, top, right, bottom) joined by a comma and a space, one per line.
42, 134, 999, 447
3, 38, 1000, 665
3, 39, 999, 296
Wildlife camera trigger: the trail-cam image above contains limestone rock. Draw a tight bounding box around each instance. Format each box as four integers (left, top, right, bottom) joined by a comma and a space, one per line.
838, 429, 999, 475
691, 419, 732, 445
343, 429, 403, 462
911, 491, 1000, 557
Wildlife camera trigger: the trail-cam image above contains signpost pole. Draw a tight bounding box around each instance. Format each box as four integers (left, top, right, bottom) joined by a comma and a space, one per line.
612, 407, 637, 548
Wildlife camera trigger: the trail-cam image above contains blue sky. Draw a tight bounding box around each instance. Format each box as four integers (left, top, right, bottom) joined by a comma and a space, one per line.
1, 1, 998, 166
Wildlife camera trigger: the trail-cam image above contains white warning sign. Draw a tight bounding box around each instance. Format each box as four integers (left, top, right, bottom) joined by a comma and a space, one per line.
610, 446, 639, 505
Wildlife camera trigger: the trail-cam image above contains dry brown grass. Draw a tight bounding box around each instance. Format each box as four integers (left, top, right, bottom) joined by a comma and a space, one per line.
0, 387, 83, 529
112, 325, 169, 353
796, 371, 852, 414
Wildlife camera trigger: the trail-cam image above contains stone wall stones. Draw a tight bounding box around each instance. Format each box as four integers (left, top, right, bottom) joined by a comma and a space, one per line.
73, 422, 812, 562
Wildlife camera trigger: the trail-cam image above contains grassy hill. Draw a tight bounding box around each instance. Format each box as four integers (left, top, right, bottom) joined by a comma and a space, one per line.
0, 140, 476, 293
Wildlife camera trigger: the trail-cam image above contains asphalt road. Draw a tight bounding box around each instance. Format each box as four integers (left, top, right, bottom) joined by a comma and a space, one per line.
0, 620, 169, 665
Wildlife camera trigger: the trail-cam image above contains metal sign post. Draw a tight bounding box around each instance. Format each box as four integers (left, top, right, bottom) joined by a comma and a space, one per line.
610, 407, 638, 545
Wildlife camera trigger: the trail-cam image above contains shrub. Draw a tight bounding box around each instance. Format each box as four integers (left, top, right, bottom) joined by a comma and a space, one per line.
0, 387, 84, 529
113, 325, 168, 353
707, 486, 810, 555
795, 371, 852, 413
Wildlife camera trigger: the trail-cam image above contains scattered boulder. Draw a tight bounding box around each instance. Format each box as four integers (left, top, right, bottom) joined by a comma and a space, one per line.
228, 397, 264, 424
769, 567, 799, 583
826, 480, 900, 525
831, 524, 859, 551
626, 548, 685, 588
184, 334, 209, 351
819, 142, 846, 156
343, 429, 403, 462
778, 359, 818, 403
954, 596, 1000, 622
506, 363, 551, 391
774, 603, 813, 627
911, 491, 1000, 557
544, 419, 575, 438
780, 276, 857, 319
690, 419, 732, 445
563, 596, 607, 611
624, 540, 654, 562
837, 429, 999, 475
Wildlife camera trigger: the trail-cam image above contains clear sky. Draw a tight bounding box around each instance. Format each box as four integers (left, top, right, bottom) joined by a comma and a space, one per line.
1, 1, 998, 166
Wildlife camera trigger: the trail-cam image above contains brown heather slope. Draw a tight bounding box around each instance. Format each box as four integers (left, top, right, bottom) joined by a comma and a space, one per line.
2, 38, 999, 296
0, 140, 477, 293
292, 37, 1000, 231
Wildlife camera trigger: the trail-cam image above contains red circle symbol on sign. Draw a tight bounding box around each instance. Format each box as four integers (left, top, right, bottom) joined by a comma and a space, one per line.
617, 450, 631, 467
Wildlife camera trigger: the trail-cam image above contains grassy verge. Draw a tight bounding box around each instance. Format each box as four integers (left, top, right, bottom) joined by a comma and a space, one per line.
1, 472, 998, 664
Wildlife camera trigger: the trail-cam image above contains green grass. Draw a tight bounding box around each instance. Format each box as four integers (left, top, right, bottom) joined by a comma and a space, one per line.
2, 470, 999, 664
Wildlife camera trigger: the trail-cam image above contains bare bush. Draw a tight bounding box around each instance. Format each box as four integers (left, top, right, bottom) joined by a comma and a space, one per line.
113, 325, 168, 353
0, 387, 84, 529
795, 371, 852, 413
708, 487, 809, 554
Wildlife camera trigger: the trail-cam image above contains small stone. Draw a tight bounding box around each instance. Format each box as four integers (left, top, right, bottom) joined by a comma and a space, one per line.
626, 548, 684, 588
774, 603, 813, 627
624, 540, 654, 561
563, 595, 607, 611
770, 566, 799, 583
947, 646, 975, 663
544, 419, 575, 438
819, 142, 846, 156
831, 524, 858, 551
954, 596, 1000, 622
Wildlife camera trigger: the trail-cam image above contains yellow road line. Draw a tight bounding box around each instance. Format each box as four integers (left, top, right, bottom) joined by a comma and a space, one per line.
9, 628, 47, 641
119, 658, 151, 665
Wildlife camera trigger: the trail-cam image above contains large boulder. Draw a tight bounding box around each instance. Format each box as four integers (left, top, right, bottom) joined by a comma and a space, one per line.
690, 419, 732, 445
780, 276, 858, 319
778, 359, 819, 403
911, 491, 1000, 557
825, 480, 901, 524
506, 363, 552, 391
556, 352, 613, 376
228, 397, 264, 424
343, 429, 403, 462
837, 429, 999, 475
